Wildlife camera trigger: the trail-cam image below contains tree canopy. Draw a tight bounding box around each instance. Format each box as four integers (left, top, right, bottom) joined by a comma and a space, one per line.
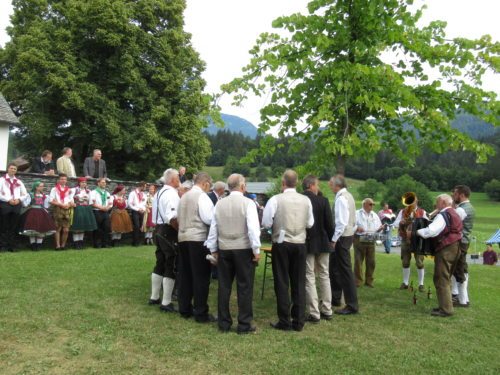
0, 0, 210, 179
222, 0, 499, 174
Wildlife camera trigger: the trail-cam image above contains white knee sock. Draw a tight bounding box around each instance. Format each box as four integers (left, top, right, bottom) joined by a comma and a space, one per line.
402, 268, 410, 285
112, 233, 121, 240
417, 268, 425, 286
36, 237, 43, 244
459, 273, 469, 304
451, 276, 458, 295
161, 277, 175, 306
29, 236, 36, 244
151, 273, 163, 300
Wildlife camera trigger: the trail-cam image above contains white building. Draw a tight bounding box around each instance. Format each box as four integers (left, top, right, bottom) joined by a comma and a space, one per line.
0, 93, 19, 170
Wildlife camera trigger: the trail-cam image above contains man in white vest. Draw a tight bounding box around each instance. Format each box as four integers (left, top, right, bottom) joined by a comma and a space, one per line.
262, 169, 314, 331
328, 174, 359, 315
177, 172, 216, 322
206, 174, 261, 334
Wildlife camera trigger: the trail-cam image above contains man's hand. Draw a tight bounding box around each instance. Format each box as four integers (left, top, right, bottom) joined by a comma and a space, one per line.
170, 218, 179, 231
253, 253, 260, 263
212, 251, 219, 261
329, 241, 336, 251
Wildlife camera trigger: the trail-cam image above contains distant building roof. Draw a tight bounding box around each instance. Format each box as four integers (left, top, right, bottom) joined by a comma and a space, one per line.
246, 182, 274, 194
0, 93, 19, 126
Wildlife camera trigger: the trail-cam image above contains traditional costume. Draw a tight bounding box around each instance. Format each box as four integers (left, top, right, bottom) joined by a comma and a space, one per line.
89, 185, 113, 248
71, 178, 97, 249
110, 185, 133, 245
0, 171, 28, 251
141, 190, 156, 244
128, 185, 147, 246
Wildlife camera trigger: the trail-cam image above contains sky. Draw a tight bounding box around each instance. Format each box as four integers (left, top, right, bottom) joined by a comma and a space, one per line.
1, 0, 499, 126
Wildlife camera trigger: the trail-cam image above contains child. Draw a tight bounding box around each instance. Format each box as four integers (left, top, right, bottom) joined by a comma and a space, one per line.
142, 184, 157, 245
71, 177, 97, 249
21, 181, 56, 251
110, 184, 133, 246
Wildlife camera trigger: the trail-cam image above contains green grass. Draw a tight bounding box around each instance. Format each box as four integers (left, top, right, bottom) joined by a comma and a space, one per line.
1, 246, 499, 374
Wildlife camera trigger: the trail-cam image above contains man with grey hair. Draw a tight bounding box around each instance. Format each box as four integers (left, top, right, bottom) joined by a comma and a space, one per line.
328, 174, 359, 315
206, 174, 261, 333
83, 149, 107, 179
149, 168, 181, 313
354, 197, 383, 288
416, 194, 462, 317
207, 181, 226, 205
177, 172, 216, 322
262, 169, 314, 331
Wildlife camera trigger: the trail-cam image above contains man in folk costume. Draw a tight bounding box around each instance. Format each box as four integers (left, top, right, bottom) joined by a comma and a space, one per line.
149, 169, 181, 313
0, 163, 28, 251
451, 185, 475, 307
393, 193, 428, 292
262, 170, 314, 331
50, 173, 75, 250
128, 181, 148, 246
206, 174, 261, 334
71, 177, 97, 249
89, 177, 113, 248
177, 172, 216, 322
415, 194, 463, 317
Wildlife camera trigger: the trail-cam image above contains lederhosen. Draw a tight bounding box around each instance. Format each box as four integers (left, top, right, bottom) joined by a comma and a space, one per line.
153, 189, 178, 279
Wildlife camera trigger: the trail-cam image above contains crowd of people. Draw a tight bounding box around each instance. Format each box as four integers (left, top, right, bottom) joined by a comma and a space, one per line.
0, 153, 483, 331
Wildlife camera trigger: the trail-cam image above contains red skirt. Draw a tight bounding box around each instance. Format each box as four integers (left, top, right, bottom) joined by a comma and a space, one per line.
22, 207, 56, 236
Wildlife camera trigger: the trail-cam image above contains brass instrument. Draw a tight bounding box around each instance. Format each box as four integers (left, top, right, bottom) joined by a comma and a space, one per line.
399, 192, 417, 239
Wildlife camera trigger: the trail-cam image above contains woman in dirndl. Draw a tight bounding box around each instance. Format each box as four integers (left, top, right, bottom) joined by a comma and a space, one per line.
21, 181, 56, 251
71, 177, 97, 249
110, 184, 133, 246
142, 184, 157, 245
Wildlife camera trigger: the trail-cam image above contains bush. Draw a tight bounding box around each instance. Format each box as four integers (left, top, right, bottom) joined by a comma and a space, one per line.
357, 178, 385, 200
484, 179, 500, 201
382, 174, 433, 213
223, 156, 251, 177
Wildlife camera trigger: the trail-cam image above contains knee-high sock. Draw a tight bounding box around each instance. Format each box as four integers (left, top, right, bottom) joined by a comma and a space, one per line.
36, 237, 43, 244
161, 277, 175, 306
459, 273, 469, 304
151, 273, 163, 300
29, 236, 36, 244
417, 268, 425, 286
402, 267, 410, 285
451, 275, 458, 295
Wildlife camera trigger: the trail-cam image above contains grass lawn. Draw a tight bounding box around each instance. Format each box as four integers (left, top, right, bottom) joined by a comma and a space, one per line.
1, 246, 499, 374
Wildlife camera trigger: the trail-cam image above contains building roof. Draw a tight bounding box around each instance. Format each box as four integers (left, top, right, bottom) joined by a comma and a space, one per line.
246, 182, 274, 194
0, 93, 19, 126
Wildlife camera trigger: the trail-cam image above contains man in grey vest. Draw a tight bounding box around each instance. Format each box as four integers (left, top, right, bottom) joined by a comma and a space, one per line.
262, 170, 314, 331
206, 174, 261, 333
452, 185, 475, 307
177, 172, 216, 322
328, 174, 359, 315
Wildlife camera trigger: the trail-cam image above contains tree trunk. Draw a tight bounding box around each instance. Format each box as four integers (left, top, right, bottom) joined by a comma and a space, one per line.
336, 154, 346, 175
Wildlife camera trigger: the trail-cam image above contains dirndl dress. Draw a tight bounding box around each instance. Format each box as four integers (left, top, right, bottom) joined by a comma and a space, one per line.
71, 188, 97, 232
142, 195, 156, 232
21, 194, 56, 237
110, 197, 133, 233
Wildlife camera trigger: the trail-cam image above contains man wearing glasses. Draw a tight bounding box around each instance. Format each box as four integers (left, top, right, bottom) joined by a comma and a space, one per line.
353, 198, 383, 288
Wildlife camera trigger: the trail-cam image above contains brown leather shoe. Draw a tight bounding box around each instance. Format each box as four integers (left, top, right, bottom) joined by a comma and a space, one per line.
431, 309, 452, 317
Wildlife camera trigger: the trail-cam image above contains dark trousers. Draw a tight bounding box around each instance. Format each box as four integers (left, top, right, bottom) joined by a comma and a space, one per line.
218, 249, 256, 332
271, 242, 306, 330
0, 201, 21, 249
178, 241, 211, 321
153, 224, 178, 278
93, 210, 110, 247
131, 210, 144, 246
453, 242, 469, 283
329, 236, 358, 311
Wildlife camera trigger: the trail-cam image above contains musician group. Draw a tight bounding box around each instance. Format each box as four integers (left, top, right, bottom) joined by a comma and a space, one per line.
148, 168, 474, 333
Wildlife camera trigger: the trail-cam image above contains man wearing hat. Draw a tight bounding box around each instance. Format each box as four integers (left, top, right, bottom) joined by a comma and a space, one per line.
89, 178, 113, 248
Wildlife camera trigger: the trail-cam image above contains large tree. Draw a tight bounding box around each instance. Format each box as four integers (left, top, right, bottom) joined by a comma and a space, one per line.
0, 0, 210, 179
222, 0, 499, 174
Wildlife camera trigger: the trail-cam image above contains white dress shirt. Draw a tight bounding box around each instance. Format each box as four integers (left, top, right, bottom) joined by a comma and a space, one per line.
49, 185, 74, 205
206, 191, 262, 255
152, 184, 180, 225
332, 188, 352, 242
128, 189, 147, 212
417, 207, 450, 238
261, 188, 314, 229
192, 185, 215, 225
455, 204, 467, 221
355, 209, 382, 234
0, 175, 27, 202
89, 189, 114, 209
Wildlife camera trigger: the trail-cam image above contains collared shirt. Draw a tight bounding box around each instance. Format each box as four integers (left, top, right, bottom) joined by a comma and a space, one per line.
49, 186, 75, 205
89, 189, 114, 209
206, 191, 261, 255
393, 207, 429, 228
417, 207, 450, 239
356, 208, 382, 234
332, 188, 351, 242
128, 189, 147, 212
152, 184, 180, 225
0, 175, 28, 202
261, 188, 314, 230
455, 200, 470, 221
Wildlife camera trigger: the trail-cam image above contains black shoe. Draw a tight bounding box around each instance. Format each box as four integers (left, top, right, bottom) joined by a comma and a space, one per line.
334, 307, 358, 315
305, 315, 320, 324
269, 322, 291, 331
160, 303, 177, 313
320, 313, 333, 321
30, 243, 36, 251
431, 309, 452, 317
219, 326, 231, 333
195, 314, 217, 323
148, 298, 160, 305
237, 326, 257, 335
453, 301, 470, 308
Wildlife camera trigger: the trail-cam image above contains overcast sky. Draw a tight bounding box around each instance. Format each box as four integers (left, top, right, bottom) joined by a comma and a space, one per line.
1, 0, 499, 126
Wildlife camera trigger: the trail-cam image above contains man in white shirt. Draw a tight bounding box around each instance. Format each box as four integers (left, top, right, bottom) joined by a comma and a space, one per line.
89, 178, 114, 248
262, 169, 314, 331
50, 173, 75, 250
206, 174, 261, 334
177, 172, 216, 322
149, 169, 181, 313
354, 198, 383, 288
0, 163, 28, 251
128, 181, 147, 247
328, 174, 359, 315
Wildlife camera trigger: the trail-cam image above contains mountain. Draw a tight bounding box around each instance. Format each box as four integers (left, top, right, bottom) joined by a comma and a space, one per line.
206, 114, 258, 138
